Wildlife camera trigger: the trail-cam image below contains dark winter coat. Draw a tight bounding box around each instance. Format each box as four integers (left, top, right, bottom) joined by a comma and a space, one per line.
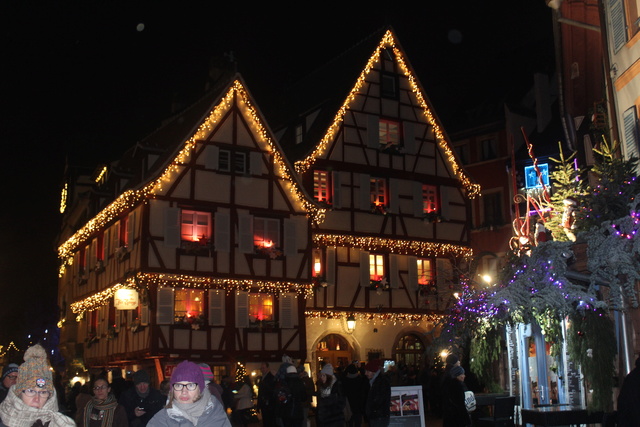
364, 371, 391, 422
342, 372, 367, 416
442, 377, 471, 427
118, 387, 165, 427
316, 376, 345, 427
618, 364, 640, 427
276, 373, 307, 421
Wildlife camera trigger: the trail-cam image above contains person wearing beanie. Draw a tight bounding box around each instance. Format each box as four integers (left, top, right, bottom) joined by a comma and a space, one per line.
275, 363, 307, 427
197, 363, 223, 405
0, 364, 18, 404
149, 360, 230, 426
364, 359, 391, 427
316, 363, 346, 427
0, 344, 75, 427
75, 376, 128, 427
442, 364, 471, 427
118, 368, 164, 426
341, 363, 367, 427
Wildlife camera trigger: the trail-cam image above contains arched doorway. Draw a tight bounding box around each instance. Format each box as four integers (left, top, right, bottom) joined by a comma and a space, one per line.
394, 333, 426, 369
316, 334, 353, 371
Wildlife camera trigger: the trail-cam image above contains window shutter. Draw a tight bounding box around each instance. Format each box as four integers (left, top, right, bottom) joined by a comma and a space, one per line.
332, 171, 342, 209
113, 221, 120, 249
403, 122, 416, 154
114, 309, 121, 332
367, 116, 379, 148
326, 247, 336, 286
610, 0, 627, 52
389, 254, 400, 288
204, 145, 219, 170
360, 251, 370, 286
407, 256, 418, 291
104, 229, 110, 265
279, 293, 297, 328
156, 287, 174, 324
623, 107, 639, 160
98, 306, 106, 336
89, 240, 97, 271
360, 174, 371, 210
284, 218, 297, 257
208, 290, 225, 326
413, 182, 424, 217
436, 259, 452, 288
440, 187, 451, 220
388, 178, 399, 213
141, 305, 149, 326
584, 135, 595, 166
214, 212, 230, 252
250, 151, 263, 176
164, 207, 180, 248
127, 211, 136, 248
235, 292, 249, 328
238, 214, 254, 253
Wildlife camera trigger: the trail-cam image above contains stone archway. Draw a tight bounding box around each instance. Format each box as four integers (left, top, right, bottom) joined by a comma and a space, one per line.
314, 333, 356, 373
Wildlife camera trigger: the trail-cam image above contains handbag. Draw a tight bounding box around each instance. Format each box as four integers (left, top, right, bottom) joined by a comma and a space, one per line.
464, 391, 476, 412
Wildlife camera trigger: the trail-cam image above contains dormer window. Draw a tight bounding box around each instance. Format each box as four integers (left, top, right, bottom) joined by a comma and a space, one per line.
422, 185, 438, 213
295, 124, 304, 145
219, 149, 248, 174
379, 119, 401, 149
313, 170, 331, 203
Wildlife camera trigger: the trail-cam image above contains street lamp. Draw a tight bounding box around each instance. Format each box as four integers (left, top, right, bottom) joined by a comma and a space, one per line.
346, 315, 356, 333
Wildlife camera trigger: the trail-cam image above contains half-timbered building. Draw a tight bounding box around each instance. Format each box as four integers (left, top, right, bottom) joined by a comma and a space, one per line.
57, 76, 321, 381
264, 28, 480, 371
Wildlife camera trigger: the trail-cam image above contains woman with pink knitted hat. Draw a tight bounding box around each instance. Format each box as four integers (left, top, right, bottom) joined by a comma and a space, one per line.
148, 360, 231, 426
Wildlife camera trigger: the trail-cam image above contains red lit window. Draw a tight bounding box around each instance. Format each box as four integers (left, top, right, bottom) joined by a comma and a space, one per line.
181, 210, 211, 243
314, 170, 331, 203
417, 259, 433, 285
370, 178, 387, 207
174, 289, 204, 322
249, 294, 273, 321
379, 119, 401, 147
369, 254, 385, 281
120, 216, 129, 247
254, 217, 279, 248
422, 185, 438, 213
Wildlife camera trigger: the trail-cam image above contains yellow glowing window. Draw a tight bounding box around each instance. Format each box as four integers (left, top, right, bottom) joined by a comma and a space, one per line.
314, 170, 330, 202
417, 259, 433, 285
379, 119, 400, 146
254, 217, 279, 248
370, 178, 386, 206
174, 289, 204, 321
422, 185, 438, 213
370, 254, 385, 281
181, 210, 211, 242
249, 294, 273, 321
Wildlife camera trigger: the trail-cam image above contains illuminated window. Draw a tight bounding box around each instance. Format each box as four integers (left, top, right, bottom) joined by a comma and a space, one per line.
254, 217, 279, 248
314, 170, 331, 203
422, 185, 438, 213
174, 289, 204, 322
417, 259, 433, 285
370, 178, 387, 207
370, 254, 385, 281
181, 210, 211, 242
379, 119, 401, 147
249, 294, 273, 322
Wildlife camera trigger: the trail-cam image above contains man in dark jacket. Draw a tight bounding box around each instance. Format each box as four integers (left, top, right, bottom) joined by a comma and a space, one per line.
118, 369, 164, 426
0, 364, 18, 404
258, 362, 278, 427
364, 359, 391, 427
618, 357, 640, 426
342, 363, 367, 427
277, 364, 307, 427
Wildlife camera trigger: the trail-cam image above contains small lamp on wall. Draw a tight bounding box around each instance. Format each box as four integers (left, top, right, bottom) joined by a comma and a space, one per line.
346, 315, 356, 333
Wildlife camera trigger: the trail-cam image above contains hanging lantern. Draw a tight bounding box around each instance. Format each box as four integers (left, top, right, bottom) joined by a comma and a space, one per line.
114, 288, 139, 310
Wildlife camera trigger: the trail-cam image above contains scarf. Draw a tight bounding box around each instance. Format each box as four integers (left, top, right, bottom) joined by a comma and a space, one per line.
82, 394, 119, 427
0, 386, 75, 427
319, 376, 336, 398
170, 389, 211, 426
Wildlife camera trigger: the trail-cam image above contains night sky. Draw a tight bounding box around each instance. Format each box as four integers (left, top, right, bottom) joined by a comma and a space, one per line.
0, 3, 554, 346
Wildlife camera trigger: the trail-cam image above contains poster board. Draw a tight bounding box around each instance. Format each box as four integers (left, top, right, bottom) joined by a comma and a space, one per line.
388, 385, 426, 427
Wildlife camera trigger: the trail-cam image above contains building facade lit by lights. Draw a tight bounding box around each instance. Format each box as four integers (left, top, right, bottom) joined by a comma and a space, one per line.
56, 28, 480, 381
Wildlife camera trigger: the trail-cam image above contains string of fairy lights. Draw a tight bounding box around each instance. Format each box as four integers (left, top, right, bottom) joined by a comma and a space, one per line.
293, 30, 481, 199
305, 309, 443, 326
69, 272, 313, 317
314, 233, 473, 259
57, 81, 325, 262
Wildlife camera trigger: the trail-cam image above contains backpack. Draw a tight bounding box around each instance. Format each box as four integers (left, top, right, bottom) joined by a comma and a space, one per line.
273, 380, 295, 417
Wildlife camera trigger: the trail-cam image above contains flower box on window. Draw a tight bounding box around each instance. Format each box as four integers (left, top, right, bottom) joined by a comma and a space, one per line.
94, 260, 105, 273
371, 204, 389, 215
130, 318, 144, 333
423, 211, 443, 223
418, 281, 437, 296
312, 276, 328, 288
86, 333, 99, 348
254, 245, 284, 259
181, 239, 213, 256
380, 143, 403, 155
107, 326, 118, 340
370, 278, 389, 291
248, 319, 279, 331
115, 246, 129, 261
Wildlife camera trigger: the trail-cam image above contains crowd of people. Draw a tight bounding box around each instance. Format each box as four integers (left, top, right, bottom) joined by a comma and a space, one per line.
0, 344, 483, 427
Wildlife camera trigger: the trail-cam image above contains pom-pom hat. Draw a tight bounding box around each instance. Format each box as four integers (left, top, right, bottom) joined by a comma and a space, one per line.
14, 344, 53, 397
320, 363, 334, 376
171, 360, 204, 392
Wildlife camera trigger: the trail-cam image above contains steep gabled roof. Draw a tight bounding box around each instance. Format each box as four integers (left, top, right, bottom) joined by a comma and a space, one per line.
263, 27, 480, 198
58, 74, 321, 259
